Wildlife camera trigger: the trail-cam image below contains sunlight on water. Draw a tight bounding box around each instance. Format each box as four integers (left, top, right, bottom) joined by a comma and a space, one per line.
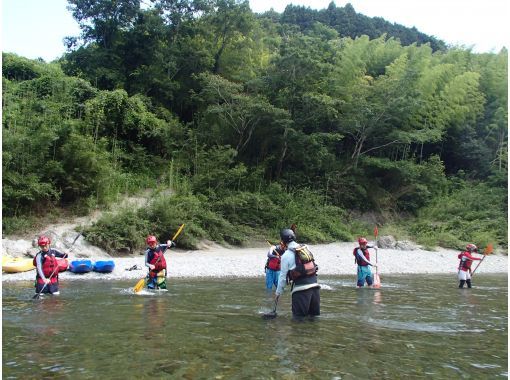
3, 274, 507, 379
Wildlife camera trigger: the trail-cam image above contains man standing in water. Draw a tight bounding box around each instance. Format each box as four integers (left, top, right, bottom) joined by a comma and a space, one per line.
458, 244, 482, 288
275, 228, 320, 320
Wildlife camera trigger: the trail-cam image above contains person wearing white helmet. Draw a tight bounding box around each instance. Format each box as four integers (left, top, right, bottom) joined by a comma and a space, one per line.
458, 244, 482, 288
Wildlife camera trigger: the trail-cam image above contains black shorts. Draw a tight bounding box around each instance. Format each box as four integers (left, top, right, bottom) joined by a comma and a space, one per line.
291, 286, 320, 318
35, 282, 59, 294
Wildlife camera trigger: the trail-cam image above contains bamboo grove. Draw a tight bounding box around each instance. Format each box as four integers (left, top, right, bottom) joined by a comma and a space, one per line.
2, 1, 507, 252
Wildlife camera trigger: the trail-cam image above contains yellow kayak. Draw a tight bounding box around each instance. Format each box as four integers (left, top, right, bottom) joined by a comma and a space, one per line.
2, 257, 35, 273
2, 255, 12, 265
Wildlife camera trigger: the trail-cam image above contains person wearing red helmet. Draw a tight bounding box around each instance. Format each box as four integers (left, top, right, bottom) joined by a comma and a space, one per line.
457, 244, 482, 288
144, 235, 176, 290
353, 237, 378, 288
34, 235, 68, 295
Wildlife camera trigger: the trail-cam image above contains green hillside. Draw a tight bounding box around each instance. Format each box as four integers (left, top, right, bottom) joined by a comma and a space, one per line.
2, 1, 507, 254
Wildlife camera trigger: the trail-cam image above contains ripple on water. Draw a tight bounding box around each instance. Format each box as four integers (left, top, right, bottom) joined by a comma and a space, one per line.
471, 363, 501, 369
366, 317, 486, 333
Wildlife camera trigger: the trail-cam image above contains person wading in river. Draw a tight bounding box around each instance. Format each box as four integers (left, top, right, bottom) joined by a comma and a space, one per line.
34, 236, 68, 295
145, 235, 176, 290
265, 241, 284, 292
457, 244, 482, 288
353, 237, 378, 288
275, 228, 320, 320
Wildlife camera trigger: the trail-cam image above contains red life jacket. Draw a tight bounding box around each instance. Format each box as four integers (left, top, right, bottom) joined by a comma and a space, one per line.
34, 251, 59, 285
266, 246, 284, 271
458, 251, 474, 271
149, 248, 167, 273
353, 248, 370, 266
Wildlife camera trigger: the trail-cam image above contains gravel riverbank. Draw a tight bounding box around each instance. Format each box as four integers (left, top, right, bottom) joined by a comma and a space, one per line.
2, 242, 507, 283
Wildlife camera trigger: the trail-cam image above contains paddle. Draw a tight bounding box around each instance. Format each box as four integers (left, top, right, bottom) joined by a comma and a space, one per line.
33, 231, 81, 299
133, 224, 185, 293
471, 243, 493, 276
262, 298, 279, 320
372, 225, 381, 288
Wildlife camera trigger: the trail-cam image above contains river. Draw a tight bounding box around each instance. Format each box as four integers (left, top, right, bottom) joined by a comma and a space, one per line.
2, 274, 507, 379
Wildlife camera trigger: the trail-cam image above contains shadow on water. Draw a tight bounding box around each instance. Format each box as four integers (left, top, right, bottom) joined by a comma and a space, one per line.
3, 274, 508, 379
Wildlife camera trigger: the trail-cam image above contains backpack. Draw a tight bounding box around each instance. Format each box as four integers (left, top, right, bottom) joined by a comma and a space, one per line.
288, 244, 318, 281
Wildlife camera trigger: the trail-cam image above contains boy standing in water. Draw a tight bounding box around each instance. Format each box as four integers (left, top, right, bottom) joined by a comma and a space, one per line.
353, 237, 377, 288
34, 236, 68, 295
458, 244, 482, 288
265, 242, 284, 291
145, 235, 175, 290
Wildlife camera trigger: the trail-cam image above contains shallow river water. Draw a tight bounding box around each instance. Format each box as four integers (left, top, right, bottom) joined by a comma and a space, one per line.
2, 274, 507, 379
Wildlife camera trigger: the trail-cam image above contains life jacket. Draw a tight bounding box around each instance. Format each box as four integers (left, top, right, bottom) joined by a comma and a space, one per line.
148, 246, 167, 274
458, 251, 474, 271
353, 247, 370, 266
34, 250, 59, 285
287, 244, 318, 286
266, 246, 284, 271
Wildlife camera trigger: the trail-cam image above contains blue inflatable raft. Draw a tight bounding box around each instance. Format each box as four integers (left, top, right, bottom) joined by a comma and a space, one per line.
69, 260, 93, 274
93, 260, 115, 273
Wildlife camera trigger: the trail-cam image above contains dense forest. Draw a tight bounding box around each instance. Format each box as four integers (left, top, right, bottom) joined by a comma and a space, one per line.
2, 0, 507, 254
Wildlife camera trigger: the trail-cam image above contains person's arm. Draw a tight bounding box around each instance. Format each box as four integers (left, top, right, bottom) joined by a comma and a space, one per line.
145, 249, 154, 270
275, 252, 292, 297
356, 248, 376, 266
52, 249, 67, 258
465, 251, 482, 261
161, 240, 177, 251
35, 253, 47, 281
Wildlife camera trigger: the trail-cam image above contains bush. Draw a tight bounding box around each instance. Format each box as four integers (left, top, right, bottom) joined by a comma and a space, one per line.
406, 179, 507, 251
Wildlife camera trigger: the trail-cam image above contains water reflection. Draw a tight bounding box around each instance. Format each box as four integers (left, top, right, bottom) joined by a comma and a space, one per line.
143, 298, 168, 341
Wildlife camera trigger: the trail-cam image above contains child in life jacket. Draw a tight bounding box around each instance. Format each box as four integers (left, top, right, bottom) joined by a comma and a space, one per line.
34, 236, 68, 295
458, 244, 482, 288
145, 235, 175, 290
353, 237, 378, 288
265, 242, 284, 291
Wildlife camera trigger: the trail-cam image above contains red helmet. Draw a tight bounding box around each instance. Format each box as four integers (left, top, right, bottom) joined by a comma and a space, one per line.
146, 235, 157, 245
466, 243, 477, 252
38, 236, 51, 246
358, 237, 368, 245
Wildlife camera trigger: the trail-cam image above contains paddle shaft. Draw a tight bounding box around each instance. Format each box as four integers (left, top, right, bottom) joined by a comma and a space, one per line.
471, 255, 487, 276
33, 232, 81, 299
150, 224, 185, 268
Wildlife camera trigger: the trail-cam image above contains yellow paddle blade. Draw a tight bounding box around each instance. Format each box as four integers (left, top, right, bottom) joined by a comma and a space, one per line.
171, 224, 185, 241
133, 278, 146, 293
484, 243, 494, 255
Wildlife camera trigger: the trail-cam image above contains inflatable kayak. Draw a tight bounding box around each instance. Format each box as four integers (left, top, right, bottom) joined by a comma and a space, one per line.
93, 260, 115, 273
69, 259, 93, 274
2, 257, 36, 273
57, 258, 69, 272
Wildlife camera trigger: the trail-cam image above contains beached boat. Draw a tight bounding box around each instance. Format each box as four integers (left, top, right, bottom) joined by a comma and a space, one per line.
69, 259, 93, 274
2, 257, 36, 273
57, 258, 69, 272
93, 260, 115, 273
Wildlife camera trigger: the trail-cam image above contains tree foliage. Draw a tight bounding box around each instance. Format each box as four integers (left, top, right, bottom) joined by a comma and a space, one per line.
2, 2, 507, 250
